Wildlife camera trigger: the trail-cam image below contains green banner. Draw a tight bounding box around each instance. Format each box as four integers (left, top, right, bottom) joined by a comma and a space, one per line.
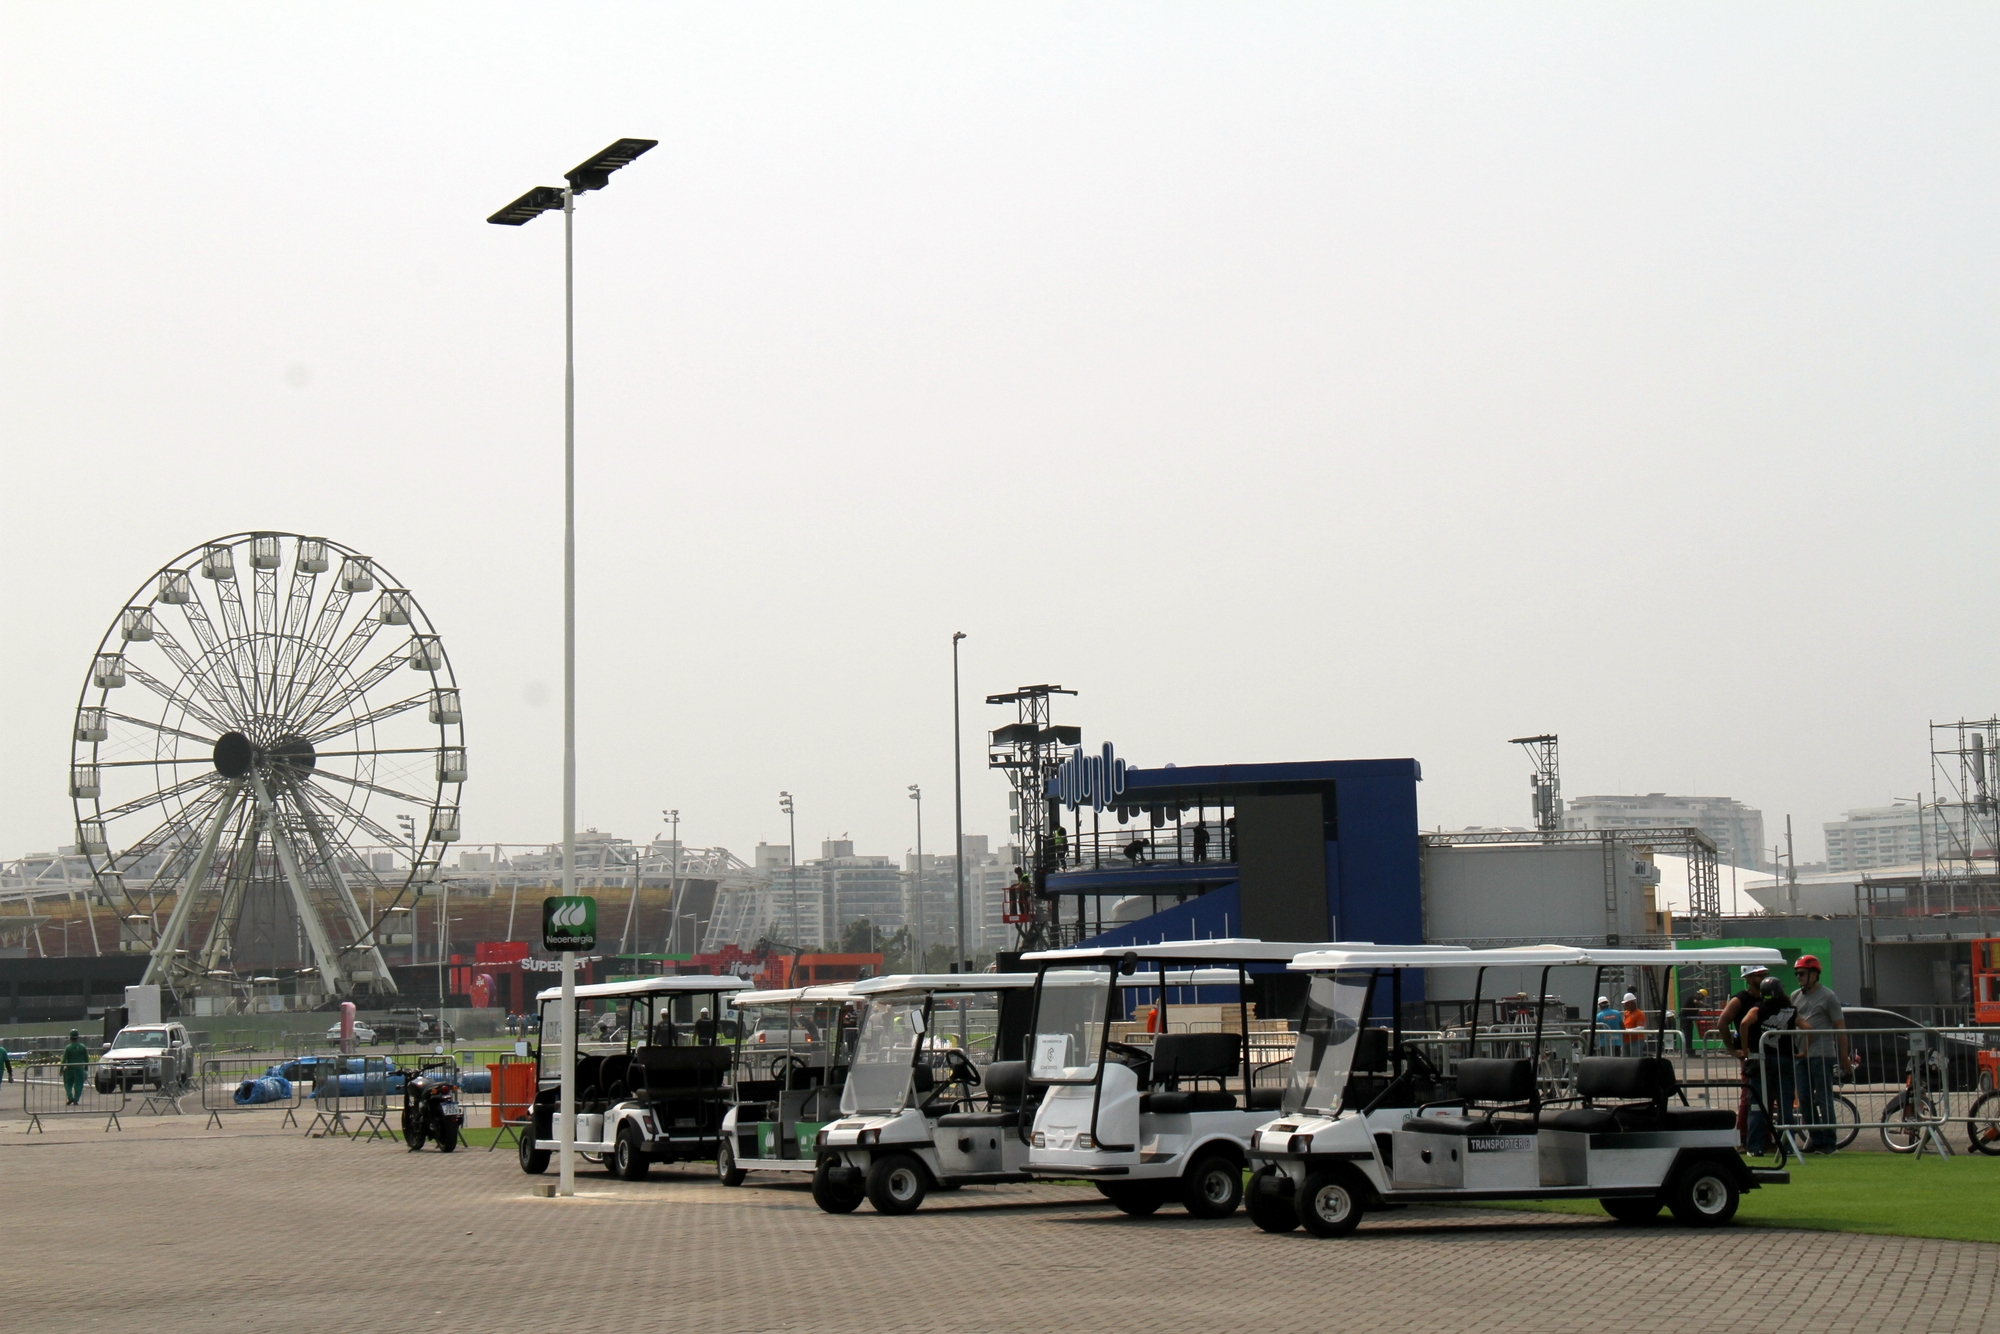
542, 895, 597, 951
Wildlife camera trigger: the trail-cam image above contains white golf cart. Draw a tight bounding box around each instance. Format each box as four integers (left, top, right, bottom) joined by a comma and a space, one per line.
1021, 940, 1339, 1219
1244, 944, 1791, 1236
520, 975, 749, 1180
811, 972, 1048, 1214
715, 983, 858, 1187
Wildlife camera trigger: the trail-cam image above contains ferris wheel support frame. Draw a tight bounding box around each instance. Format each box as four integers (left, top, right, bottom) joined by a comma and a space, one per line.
249, 772, 348, 993
139, 779, 240, 988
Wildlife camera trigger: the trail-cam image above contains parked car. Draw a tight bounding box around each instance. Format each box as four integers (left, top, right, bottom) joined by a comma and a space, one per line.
324, 1020, 379, 1045
372, 1009, 455, 1043
95, 1023, 196, 1093
1838, 1008, 1988, 1090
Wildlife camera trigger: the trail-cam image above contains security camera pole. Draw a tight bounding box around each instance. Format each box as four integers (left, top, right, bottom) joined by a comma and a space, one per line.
490, 136, 656, 1198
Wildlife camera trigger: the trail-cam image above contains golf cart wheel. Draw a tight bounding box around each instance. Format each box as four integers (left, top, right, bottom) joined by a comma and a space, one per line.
1296, 1168, 1364, 1238
1965, 1091, 2000, 1156
1665, 1162, 1739, 1227
519, 1128, 551, 1175
613, 1123, 651, 1180
1600, 1195, 1662, 1224
1245, 1168, 1299, 1234
1181, 1153, 1244, 1219
716, 1139, 748, 1186
811, 1155, 865, 1214
865, 1152, 929, 1215
1097, 1182, 1164, 1216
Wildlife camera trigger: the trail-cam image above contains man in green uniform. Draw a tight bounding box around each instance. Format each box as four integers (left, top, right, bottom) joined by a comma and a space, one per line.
61, 1028, 90, 1105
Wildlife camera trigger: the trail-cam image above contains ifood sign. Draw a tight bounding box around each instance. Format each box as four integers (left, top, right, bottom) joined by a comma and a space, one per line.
1056, 742, 1128, 812
542, 896, 597, 952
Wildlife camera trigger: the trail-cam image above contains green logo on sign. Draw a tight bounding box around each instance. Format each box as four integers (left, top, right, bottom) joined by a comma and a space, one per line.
542, 896, 596, 951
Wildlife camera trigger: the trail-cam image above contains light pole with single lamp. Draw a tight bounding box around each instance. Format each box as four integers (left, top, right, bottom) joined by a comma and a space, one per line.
778, 792, 797, 956
488, 136, 657, 1199
908, 784, 924, 971
951, 632, 967, 970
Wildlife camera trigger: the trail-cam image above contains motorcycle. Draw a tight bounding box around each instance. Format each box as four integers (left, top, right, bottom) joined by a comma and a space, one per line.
401, 1060, 465, 1153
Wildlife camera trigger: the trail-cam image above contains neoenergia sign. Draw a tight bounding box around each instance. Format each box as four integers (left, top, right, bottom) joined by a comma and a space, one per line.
1055, 742, 1128, 812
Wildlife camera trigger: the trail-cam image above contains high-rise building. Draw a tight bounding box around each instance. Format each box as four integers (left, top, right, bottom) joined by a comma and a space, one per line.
1564, 794, 1766, 870
1822, 803, 1949, 873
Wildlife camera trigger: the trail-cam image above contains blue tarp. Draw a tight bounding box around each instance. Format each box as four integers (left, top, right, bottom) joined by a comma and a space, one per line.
232, 1075, 293, 1105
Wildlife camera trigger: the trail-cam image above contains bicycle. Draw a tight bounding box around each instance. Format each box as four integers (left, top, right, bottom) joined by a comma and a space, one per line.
1778, 1092, 1860, 1156
1966, 1089, 2000, 1156
1881, 1046, 1946, 1154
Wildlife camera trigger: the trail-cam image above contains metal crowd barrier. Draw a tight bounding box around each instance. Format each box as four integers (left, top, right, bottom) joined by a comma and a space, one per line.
1747, 1024, 1999, 1161
198, 1057, 306, 1130
22, 1060, 127, 1133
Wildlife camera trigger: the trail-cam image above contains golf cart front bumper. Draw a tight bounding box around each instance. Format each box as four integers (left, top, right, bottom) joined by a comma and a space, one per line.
1026, 1163, 1130, 1178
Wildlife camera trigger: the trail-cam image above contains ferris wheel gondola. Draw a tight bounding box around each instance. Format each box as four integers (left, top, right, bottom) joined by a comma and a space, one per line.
70, 532, 465, 1000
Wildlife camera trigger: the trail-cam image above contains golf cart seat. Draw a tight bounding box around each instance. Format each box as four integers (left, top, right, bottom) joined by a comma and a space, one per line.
937, 1059, 1028, 1128
1143, 1033, 1242, 1114
1406, 1058, 1538, 1134
632, 1045, 732, 1092
1546, 1056, 1731, 1133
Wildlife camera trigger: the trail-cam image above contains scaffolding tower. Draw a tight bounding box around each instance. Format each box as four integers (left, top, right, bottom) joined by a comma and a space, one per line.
986, 684, 1079, 950
1509, 734, 1563, 835
1929, 717, 2000, 882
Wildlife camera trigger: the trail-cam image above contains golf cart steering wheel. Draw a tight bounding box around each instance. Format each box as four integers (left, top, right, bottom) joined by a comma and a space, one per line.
944, 1048, 981, 1087
1106, 1041, 1152, 1064
771, 1053, 811, 1087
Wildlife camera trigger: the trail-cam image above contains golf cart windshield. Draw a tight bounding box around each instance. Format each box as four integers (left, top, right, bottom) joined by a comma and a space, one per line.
1031, 964, 1112, 1084
1285, 972, 1368, 1116
849, 998, 928, 1111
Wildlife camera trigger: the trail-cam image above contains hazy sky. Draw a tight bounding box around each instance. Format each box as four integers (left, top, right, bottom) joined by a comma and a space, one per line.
3, 4, 1995, 870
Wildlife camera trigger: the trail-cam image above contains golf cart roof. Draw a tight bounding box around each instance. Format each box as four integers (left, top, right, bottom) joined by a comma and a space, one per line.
534, 974, 749, 1003
1288, 944, 1788, 971
1022, 939, 1379, 965
850, 973, 1038, 996
729, 983, 857, 1008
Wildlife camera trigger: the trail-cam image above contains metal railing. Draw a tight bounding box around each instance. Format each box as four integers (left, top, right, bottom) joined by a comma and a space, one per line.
198, 1057, 306, 1129
1054, 824, 1235, 873
21, 1060, 129, 1132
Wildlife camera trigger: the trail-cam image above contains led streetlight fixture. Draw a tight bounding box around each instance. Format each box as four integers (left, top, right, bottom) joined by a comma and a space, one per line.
487, 185, 566, 227
566, 137, 658, 192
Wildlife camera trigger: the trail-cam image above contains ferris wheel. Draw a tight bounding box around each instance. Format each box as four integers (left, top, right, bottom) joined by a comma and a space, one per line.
70, 532, 466, 999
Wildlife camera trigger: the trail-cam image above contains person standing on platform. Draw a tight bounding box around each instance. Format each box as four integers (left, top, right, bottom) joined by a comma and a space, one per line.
1192, 822, 1210, 863
61, 1029, 90, 1105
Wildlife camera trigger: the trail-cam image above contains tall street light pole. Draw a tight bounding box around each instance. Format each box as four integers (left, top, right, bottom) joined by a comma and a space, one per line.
779, 792, 797, 963
662, 808, 682, 954
951, 632, 967, 971
909, 784, 924, 971
489, 136, 656, 1201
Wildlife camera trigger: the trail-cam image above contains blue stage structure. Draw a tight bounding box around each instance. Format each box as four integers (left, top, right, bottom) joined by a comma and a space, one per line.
1042, 755, 1422, 955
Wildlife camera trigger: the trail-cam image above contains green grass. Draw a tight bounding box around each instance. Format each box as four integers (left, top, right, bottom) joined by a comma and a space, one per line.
1481, 1154, 2000, 1244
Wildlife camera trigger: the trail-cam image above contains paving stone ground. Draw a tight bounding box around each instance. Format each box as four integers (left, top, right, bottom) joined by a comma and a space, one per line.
2, 1105, 1996, 1334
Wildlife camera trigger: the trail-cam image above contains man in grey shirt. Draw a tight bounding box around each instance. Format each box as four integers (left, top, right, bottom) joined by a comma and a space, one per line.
1788, 955, 1854, 1153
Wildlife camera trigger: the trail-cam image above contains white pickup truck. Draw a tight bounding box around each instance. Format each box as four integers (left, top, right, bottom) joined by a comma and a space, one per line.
95, 1023, 197, 1093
